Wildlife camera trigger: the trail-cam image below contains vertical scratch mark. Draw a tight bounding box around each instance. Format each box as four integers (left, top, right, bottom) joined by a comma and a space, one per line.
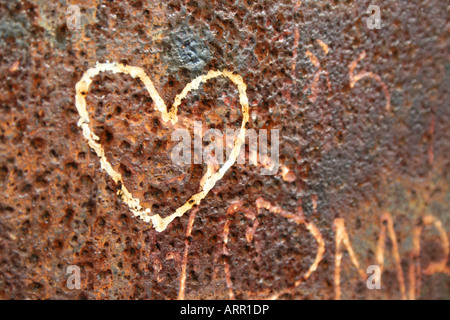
222, 200, 252, 299
178, 206, 199, 300
334, 218, 367, 300
376, 213, 407, 300
410, 215, 449, 299
428, 112, 435, 165
291, 28, 300, 74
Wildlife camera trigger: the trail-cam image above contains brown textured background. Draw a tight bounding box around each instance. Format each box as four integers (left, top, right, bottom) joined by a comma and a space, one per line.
0, 0, 449, 299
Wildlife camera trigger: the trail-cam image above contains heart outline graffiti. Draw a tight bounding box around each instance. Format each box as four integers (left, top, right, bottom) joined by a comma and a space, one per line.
75, 62, 249, 232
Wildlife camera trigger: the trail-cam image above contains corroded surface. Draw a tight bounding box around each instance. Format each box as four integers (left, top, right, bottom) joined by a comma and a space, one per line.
0, 0, 449, 299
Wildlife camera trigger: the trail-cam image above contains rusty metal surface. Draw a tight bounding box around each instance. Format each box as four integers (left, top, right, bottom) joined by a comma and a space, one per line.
0, 0, 449, 299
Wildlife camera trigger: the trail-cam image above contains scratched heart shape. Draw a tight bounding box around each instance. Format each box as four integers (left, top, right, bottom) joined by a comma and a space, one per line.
75, 62, 249, 232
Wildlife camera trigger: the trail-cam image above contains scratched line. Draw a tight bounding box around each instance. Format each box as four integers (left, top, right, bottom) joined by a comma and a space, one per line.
303, 40, 332, 103
334, 212, 449, 300
349, 51, 391, 111
376, 213, 407, 300
178, 206, 199, 300
411, 215, 450, 299
221, 198, 325, 300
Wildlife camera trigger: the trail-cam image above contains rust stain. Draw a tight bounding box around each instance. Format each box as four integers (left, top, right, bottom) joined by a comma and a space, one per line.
0, 0, 448, 300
